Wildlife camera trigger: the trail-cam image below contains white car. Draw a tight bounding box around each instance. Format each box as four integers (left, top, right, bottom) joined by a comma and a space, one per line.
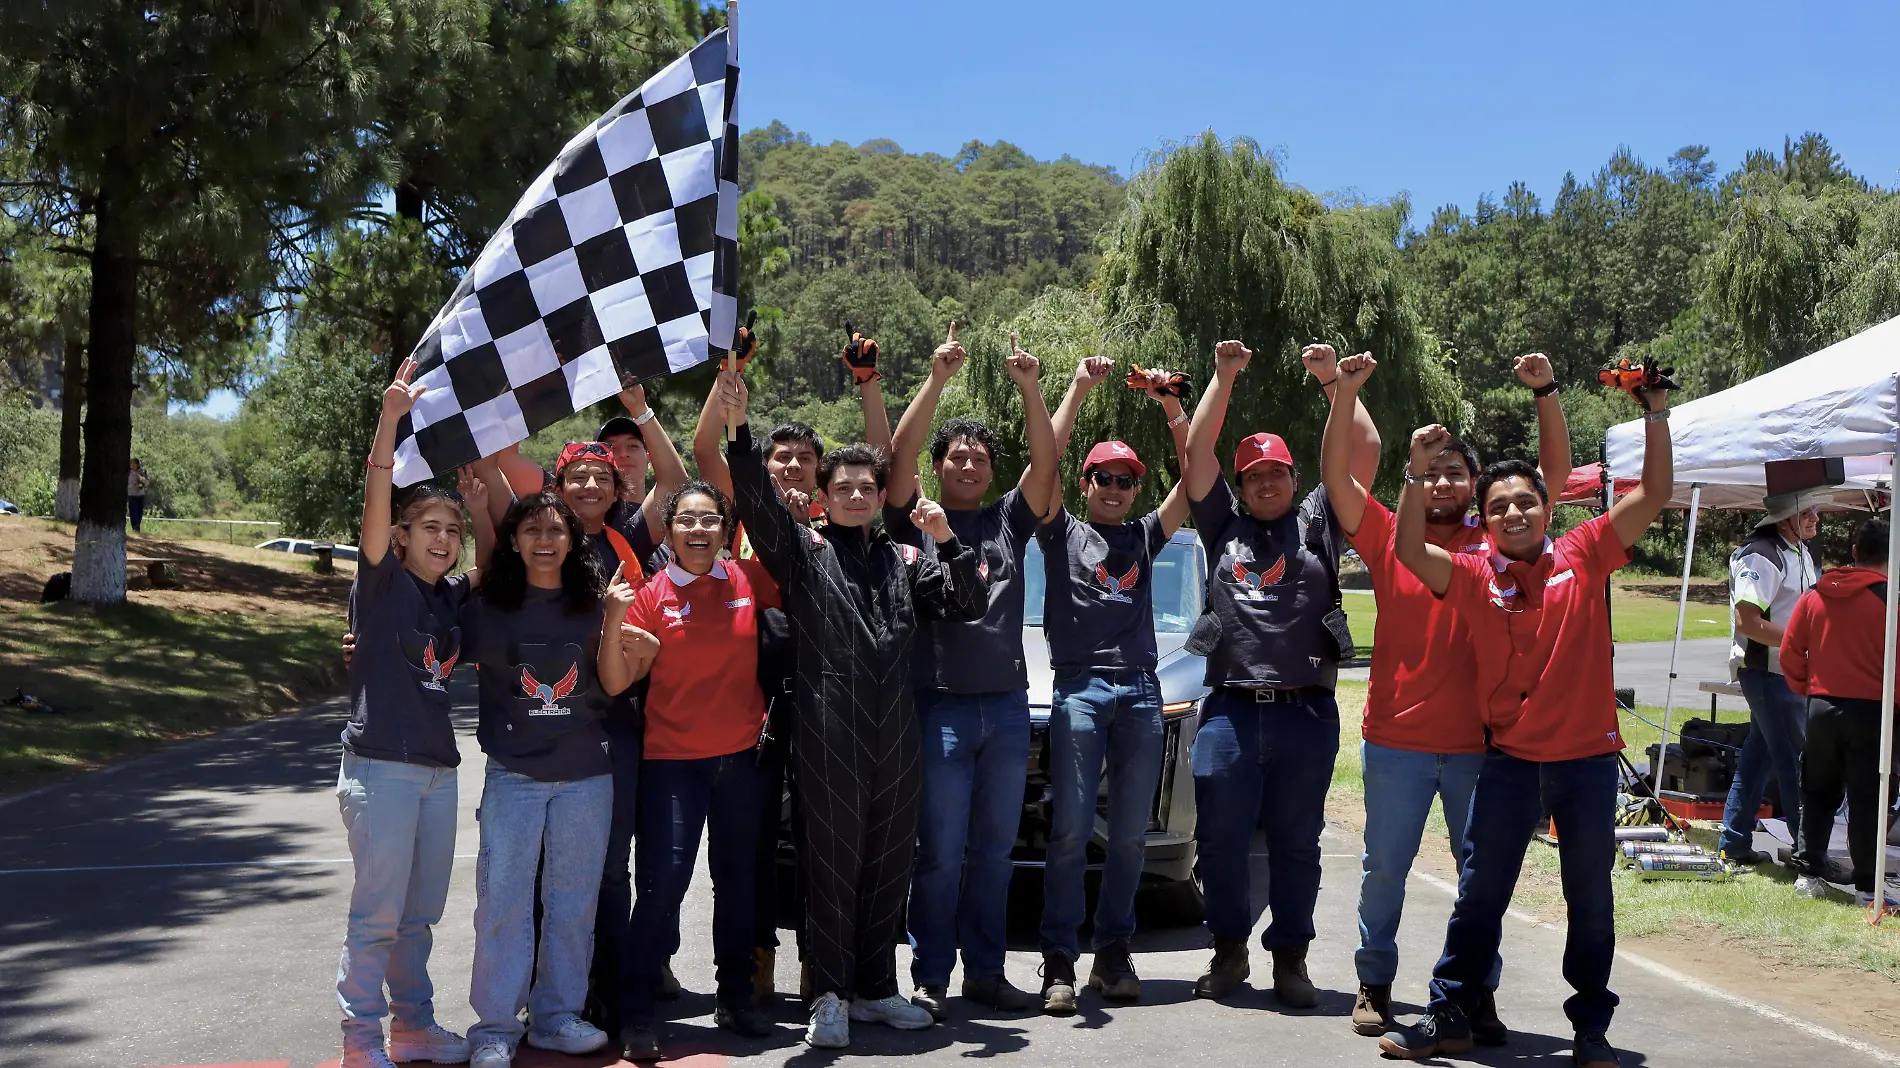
253, 537, 359, 562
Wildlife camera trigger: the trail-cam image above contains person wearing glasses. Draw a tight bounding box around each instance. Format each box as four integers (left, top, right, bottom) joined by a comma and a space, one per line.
1720, 495, 1820, 868
1026, 357, 1192, 1013
1380, 371, 1673, 1068
1320, 352, 1569, 1041
598, 481, 782, 1062
1181, 341, 1381, 1007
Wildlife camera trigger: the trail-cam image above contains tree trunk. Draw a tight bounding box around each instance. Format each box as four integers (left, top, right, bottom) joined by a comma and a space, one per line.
72, 178, 138, 606
54, 332, 84, 522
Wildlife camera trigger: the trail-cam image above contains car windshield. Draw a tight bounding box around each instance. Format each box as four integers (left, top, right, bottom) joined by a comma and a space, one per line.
1022, 535, 1204, 635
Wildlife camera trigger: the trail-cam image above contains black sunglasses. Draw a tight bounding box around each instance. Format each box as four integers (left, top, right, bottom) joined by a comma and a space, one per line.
1088, 471, 1140, 490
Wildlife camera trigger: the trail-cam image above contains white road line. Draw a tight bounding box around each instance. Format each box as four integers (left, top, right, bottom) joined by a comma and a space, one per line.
1409, 868, 1900, 1065
0, 854, 477, 876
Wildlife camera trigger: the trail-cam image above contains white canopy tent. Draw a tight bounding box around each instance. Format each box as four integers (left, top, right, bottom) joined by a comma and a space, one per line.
1606, 314, 1900, 915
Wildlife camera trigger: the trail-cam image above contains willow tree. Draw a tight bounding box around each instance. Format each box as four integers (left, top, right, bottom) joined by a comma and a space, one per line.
1094, 132, 1460, 487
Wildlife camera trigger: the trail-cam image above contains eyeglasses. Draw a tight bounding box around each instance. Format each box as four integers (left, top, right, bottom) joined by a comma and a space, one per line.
671, 514, 725, 531
1089, 472, 1140, 490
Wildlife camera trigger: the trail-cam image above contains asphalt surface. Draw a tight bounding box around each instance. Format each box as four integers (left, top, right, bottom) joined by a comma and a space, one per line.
3, 678, 1895, 1068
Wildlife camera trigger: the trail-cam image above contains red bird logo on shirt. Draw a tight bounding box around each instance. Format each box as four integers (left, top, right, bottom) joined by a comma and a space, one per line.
520, 663, 580, 714
420, 639, 457, 692
1228, 556, 1287, 597
1093, 561, 1141, 603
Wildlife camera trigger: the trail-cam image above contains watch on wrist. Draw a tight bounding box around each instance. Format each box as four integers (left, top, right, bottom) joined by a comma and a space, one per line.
1403, 473, 1431, 486
1531, 381, 1560, 397
632, 407, 657, 425
1643, 408, 1670, 423
1167, 411, 1189, 429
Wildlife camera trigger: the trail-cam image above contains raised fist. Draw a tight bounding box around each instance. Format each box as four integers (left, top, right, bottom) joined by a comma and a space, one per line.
841, 320, 881, 384
1214, 340, 1252, 377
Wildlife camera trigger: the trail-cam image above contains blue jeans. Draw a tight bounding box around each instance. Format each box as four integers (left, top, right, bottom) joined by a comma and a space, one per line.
1355, 740, 1500, 988
1040, 669, 1164, 961
1191, 688, 1340, 947
335, 753, 458, 1052
909, 688, 1031, 986
1721, 668, 1807, 854
623, 751, 764, 1023
468, 763, 613, 1049
1429, 750, 1618, 1035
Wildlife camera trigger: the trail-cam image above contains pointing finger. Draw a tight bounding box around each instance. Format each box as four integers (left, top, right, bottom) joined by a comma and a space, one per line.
947, 320, 956, 344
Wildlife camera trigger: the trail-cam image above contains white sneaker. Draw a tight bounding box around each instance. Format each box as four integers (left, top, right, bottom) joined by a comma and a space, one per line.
389, 1024, 470, 1063
849, 993, 935, 1030
340, 1050, 397, 1068
468, 1039, 512, 1068
1794, 874, 1830, 899
525, 1012, 608, 1055
806, 991, 850, 1048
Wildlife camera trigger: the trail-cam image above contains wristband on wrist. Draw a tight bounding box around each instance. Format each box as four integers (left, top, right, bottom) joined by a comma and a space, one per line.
366, 456, 393, 470
1316, 376, 1337, 389
632, 407, 656, 425
1531, 381, 1560, 397
1167, 411, 1189, 429
1643, 408, 1671, 423
1403, 472, 1431, 485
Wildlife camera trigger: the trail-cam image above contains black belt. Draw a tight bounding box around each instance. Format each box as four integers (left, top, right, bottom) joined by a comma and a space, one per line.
1220, 684, 1317, 704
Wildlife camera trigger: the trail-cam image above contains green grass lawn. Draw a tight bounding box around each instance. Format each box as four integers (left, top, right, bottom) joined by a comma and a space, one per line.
1339, 584, 1729, 649
1329, 684, 1900, 977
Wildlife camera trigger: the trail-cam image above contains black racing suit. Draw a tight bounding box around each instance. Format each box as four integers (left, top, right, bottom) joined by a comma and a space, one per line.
728, 426, 987, 1001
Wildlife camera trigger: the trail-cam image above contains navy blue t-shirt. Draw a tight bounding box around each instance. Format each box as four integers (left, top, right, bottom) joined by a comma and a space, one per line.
343, 552, 473, 767
1038, 508, 1168, 673
886, 487, 1042, 694
464, 587, 612, 782
1189, 478, 1344, 690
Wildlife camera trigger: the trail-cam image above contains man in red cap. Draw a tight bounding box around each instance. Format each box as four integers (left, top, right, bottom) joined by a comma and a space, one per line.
1030, 356, 1193, 1013
1181, 340, 1382, 1006
1321, 351, 1569, 1041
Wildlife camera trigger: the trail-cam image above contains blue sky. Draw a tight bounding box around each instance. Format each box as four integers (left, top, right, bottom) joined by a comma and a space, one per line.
180, 0, 1898, 420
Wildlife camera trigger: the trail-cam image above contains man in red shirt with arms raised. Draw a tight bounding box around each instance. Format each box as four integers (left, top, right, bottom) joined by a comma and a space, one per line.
1380, 383, 1672, 1068
1320, 351, 1570, 1041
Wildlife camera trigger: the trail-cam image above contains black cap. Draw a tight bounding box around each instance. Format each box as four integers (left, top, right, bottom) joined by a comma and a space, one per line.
597, 416, 641, 442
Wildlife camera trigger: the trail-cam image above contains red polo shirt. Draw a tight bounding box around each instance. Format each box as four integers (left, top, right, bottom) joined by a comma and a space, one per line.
1349, 495, 1490, 754
1440, 513, 1632, 762
626, 558, 781, 760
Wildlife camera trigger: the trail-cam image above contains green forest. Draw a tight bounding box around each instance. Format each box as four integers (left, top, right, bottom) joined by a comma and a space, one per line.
3, 3, 1898, 601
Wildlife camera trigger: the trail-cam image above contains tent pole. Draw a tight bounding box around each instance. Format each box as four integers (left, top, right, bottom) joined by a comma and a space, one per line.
1651, 484, 1702, 812
1873, 447, 1900, 924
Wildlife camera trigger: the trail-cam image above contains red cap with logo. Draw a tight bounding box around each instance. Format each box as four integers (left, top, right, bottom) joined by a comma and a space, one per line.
1234, 432, 1295, 474
555, 440, 615, 474
1082, 440, 1146, 478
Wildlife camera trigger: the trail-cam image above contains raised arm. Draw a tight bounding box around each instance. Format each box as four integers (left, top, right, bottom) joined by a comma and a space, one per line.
907, 494, 988, 622
624, 382, 688, 542
1135, 367, 1195, 536
720, 371, 803, 583
860, 376, 891, 456
361, 358, 426, 568
1514, 353, 1572, 492
691, 370, 736, 499
468, 453, 514, 530
1608, 388, 1673, 550
597, 564, 658, 696
889, 322, 965, 500
1045, 356, 1115, 517
1186, 341, 1250, 501
1321, 353, 1377, 537
491, 443, 548, 500
1303, 343, 1382, 491
1007, 333, 1058, 519
1395, 425, 1458, 595
457, 466, 496, 582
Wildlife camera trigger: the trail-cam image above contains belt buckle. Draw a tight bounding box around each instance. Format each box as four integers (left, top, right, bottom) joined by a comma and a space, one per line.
1255, 688, 1276, 704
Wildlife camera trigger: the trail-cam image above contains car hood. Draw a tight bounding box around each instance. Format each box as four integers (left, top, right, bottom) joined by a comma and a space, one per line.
1022, 628, 1206, 721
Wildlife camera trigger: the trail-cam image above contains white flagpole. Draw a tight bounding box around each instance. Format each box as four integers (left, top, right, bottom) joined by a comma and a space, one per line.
1651, 484, 1702, 814
1872, 429, 1899, 923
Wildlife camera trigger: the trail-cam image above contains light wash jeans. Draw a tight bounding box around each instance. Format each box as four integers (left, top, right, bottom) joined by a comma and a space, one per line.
336, 752, 459, 1052
1355, 739, 1501, 988
468, 761, 613, 1050
1039, 668, 1164, 961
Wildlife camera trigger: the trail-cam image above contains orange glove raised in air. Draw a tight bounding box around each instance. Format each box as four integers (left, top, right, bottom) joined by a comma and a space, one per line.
841, 320, 881, 384
1126, 362, 1192, 399
1597, 355, 1678, 406
728, 309, 759, 373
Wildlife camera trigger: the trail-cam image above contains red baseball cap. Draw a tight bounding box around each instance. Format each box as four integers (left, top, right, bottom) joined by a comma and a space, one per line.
1234, 432, 1295, 474
555, 440, 615, 473
1083, 440, 1146, 478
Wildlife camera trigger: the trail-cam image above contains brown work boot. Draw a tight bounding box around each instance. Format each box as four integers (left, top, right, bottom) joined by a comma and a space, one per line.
1271, 944, 1318, 1008
1194, 938, 1250, 999
1352, 982, 1392, 1036
752, 947, 776, 1006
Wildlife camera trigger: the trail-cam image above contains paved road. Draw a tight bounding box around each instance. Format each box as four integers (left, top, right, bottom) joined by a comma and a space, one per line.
3, 682, 1892, 1068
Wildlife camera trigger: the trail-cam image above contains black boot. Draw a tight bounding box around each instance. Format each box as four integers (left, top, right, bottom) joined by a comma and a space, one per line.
1194, 938, 1250, 999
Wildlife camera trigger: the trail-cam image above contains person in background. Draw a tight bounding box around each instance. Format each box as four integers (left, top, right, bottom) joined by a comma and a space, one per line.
1381, 377, 1673, 1068
719, 369, 988, 1049
692, 331, 892, 1007
1181, 340, 1380, 1006
333, 358, 492, 1068
601, 481, 780, 1062
491, 380, 665, 509
1781, 517, 1898, 908
127, 458, 150, 532
1031, 356, 1192, 1013
1720, 497, 1821, 866
462, 492, 620, 1068
884, 325, 1059, 1019
1320, 352, 1569, 1040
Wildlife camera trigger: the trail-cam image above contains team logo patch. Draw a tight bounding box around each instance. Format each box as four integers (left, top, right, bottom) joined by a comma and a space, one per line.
1486, 581, 1520, 608
1546, 569, 1575, 587
897, 543, 920, 564
1093, 561, 1141, 603
978, 557, 991, 581
519, 663, 580, 715
1224, 556, 1286, 599
419, 639, 457, 693
663, 603, 692, 627
727, 597, 752, 609
804, 526, 826, 545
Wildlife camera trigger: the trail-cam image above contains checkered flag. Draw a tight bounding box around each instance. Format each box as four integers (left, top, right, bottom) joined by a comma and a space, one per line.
391, 27, 740, 486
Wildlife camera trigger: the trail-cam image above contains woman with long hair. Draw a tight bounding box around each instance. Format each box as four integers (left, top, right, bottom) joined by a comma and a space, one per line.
335, 357, 492, 1068
463, 490, 629, 1068
598, 481, 778, 1061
